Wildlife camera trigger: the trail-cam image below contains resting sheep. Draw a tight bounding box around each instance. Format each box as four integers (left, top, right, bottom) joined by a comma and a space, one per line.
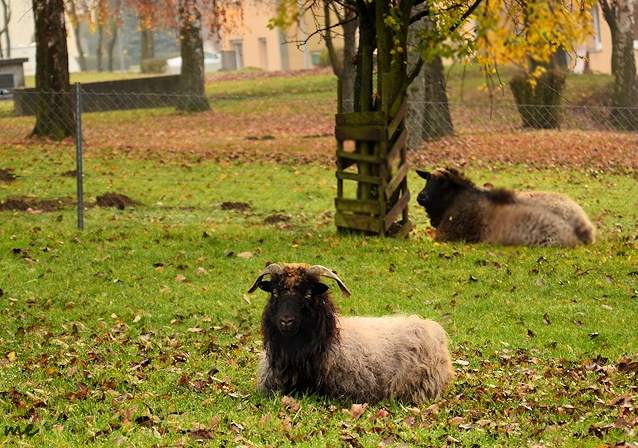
247, 263, 454, 403
416, 168, 595, 247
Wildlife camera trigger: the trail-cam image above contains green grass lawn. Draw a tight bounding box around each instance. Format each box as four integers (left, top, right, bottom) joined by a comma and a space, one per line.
2, 68, 637, 446
1, 155, 637, 446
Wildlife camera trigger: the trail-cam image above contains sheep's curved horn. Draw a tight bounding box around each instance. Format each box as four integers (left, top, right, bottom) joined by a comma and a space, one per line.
247, 263, 284, 293
307, 265, 351, 297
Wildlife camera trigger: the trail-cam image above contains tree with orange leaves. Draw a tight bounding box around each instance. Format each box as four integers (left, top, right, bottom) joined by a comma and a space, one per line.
125, 0, 243, 110
174, 0, 243, 110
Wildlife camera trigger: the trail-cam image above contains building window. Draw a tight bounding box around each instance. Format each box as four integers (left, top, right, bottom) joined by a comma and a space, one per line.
259, 38, 268, 71
591, 5, 602, 51
232, 40, 244, 70
310, 51, 321, 66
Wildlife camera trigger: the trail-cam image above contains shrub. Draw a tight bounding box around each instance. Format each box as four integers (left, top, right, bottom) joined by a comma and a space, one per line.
141, 58, 167, 74
317, 46, 343, 69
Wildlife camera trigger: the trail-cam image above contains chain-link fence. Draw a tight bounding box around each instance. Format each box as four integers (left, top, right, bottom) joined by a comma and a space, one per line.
1, 86, 637, 231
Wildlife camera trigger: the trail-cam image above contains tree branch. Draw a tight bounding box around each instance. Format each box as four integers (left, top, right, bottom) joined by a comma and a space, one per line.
405, 0, 483, 91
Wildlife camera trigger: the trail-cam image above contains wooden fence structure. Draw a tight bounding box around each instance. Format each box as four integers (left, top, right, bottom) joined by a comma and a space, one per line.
334, 81, 412, 237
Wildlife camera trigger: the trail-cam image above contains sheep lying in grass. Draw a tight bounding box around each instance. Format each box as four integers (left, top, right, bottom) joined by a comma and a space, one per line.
247, 263, 454, 403
416, 168, 595, 247
516, 191, 596, 244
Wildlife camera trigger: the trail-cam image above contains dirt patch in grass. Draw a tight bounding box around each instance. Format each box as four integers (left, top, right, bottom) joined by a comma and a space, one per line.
221, 202, 252, 212
263, 213, 291, 225
0, 192, 144, 213
0, 196, 74, 212
0, 168, 16, 182
95, 193, 142, 209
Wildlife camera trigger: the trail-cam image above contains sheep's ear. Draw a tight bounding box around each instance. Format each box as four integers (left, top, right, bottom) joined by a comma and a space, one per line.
416, 170, 430, 180
248, 280, 273, 293
256, 281, 273, 293
312, 283, 329, 296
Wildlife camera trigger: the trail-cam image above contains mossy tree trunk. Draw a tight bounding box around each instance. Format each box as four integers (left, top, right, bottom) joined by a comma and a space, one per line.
510, 69, 566, 129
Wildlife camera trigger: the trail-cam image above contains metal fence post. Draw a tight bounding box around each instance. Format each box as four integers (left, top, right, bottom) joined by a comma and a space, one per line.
75, 83, 84, 230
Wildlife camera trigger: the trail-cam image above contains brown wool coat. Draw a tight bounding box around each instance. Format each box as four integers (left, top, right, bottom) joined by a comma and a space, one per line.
418, 168, 595, 247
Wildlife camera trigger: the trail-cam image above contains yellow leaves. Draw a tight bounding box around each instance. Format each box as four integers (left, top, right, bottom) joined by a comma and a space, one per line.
6, 351, 17, 362
475, 0, 596, 72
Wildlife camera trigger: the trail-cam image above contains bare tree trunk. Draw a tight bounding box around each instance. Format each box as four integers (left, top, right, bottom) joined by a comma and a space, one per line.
140, 27, 154, 61
422, 56, 454, 139
600, 0, 638, 128
325, 2, 357, 113
407, 10, 454, 149
31, 0, 74, 140
67, 0, 87, 71
107, 22, 118, 72
176, 0, 210, 111
0, 0, 10, 58
96, 23, 103, 72
72, 21, 87, 71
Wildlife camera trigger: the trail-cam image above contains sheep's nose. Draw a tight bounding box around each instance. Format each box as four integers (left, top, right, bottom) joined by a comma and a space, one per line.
279, 316, 296, 329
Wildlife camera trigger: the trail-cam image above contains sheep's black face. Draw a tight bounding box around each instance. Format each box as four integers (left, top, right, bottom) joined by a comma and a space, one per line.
416, 170, 458, 227
259, 281, 329, 339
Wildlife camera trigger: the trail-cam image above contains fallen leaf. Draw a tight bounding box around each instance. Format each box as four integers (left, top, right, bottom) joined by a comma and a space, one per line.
349, 403, 368, 419
281, 396, 301, 413
191, 429, 215, 441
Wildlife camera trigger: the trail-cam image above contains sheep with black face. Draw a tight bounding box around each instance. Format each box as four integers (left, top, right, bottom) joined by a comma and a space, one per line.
248, 263, 454, 403
416, 168, 595, 247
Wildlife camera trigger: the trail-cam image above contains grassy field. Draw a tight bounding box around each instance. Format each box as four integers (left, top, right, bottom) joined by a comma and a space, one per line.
2, 70, 637, 447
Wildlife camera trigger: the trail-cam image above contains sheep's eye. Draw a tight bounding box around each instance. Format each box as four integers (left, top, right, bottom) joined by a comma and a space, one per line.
272, 289, 279, 299
304, 290, 312, 300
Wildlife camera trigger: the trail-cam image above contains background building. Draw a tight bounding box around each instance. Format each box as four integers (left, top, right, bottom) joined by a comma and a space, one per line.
0, 1, 635, 77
